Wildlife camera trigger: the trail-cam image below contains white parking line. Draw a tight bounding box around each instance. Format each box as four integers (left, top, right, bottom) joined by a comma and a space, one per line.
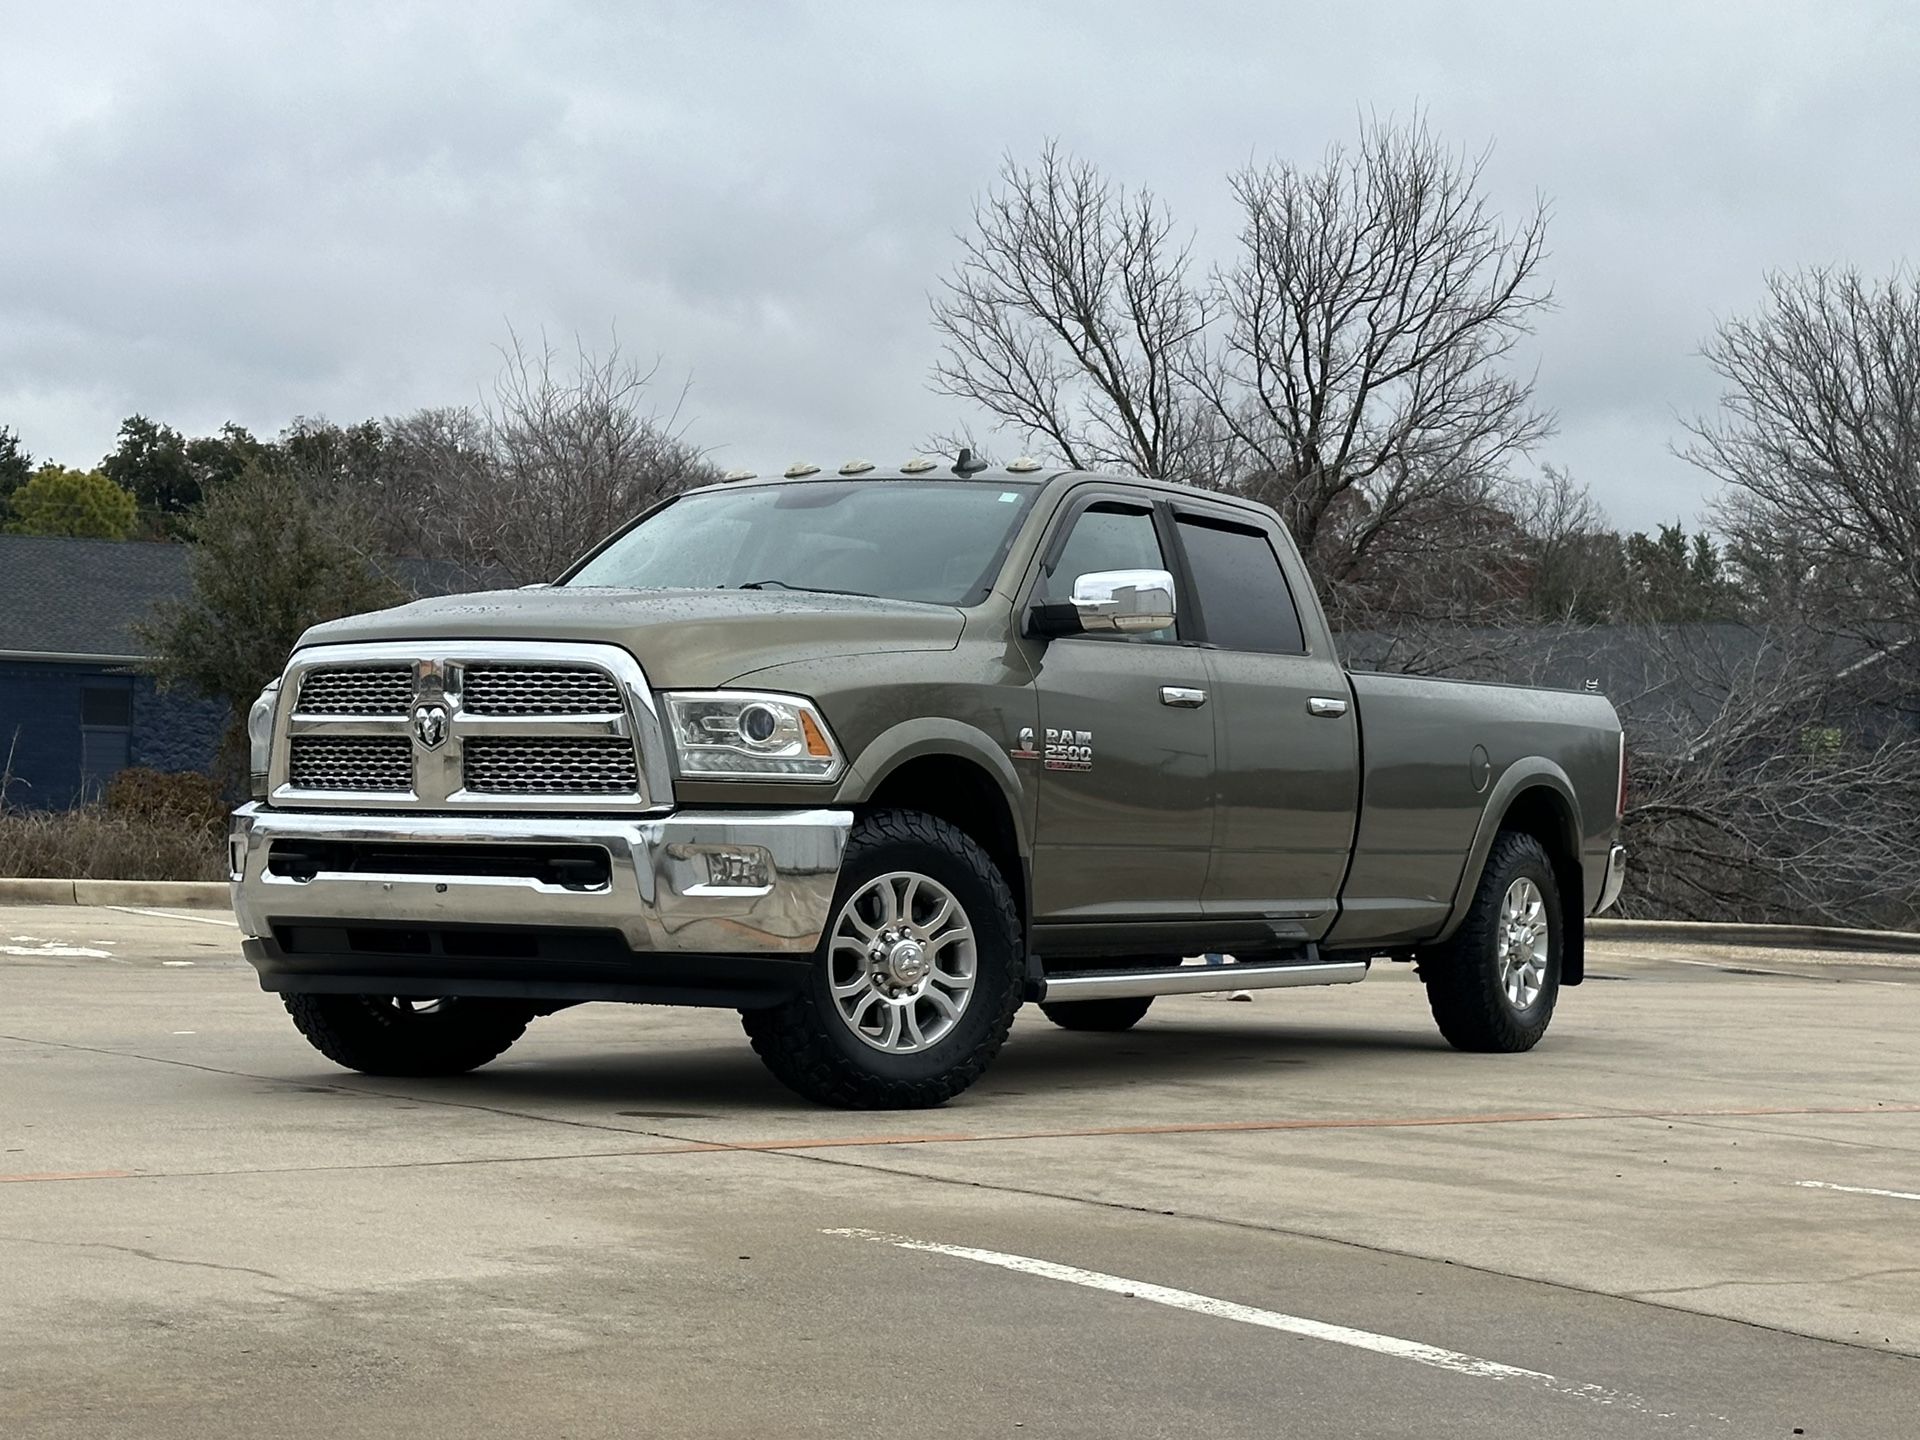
824, 1228, 1652, 1411
1, 940, 120, 959
105, 906, 239, 929
1796, 1180, 1920, 1203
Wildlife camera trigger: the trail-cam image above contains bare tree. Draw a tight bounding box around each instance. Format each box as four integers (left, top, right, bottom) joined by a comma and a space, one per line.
1616, 626, 1920, 928
1688, 266, 1920, 644
931, 142, 1227, 486
331, 333, 716, 584
470, 332, 716, 581
1516, 466, 1620, 622
366, 406, 494, 572
1204, 116, 1554, 587
932, 119, 1554, 621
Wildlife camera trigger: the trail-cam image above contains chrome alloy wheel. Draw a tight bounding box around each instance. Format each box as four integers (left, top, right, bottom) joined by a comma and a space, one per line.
1497, 876, 1550, 1009
827, 870, 977, 1053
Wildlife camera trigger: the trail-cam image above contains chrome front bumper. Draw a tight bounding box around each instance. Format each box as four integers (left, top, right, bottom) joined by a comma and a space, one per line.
229, 802, 852, 955
1594, 842, 1627, 915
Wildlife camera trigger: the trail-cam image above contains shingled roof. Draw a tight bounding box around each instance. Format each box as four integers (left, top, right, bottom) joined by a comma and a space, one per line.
0, 535, 504, 661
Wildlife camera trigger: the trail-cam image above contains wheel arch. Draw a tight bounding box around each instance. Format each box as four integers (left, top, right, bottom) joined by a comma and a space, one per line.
1440, 762, 1587, 986
837, 723, 1030, 933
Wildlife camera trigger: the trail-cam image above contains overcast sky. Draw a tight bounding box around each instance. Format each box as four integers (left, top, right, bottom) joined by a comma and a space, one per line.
3, 1, 1915, 531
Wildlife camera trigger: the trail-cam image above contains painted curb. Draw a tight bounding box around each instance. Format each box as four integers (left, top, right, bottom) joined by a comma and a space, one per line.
0, 878, 230, 910
1589, 918, 1920, 956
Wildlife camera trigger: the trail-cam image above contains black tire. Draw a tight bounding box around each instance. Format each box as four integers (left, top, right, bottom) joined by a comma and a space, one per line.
283, 993, 535, 1077
1038, 996, 1154, 1032
1417, 831, 1563, 1053
740, 809, 1024, 1108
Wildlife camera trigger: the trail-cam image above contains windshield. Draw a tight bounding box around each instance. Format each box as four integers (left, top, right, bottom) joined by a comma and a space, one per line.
565, 480, 1041, 605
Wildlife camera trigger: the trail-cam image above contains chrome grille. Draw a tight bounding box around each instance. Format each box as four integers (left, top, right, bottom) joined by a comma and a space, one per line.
289, 737, 412, 792
463, 738, 638, 795
274, 643, 664, 811
297, 667, 412, 716
464, 666, 623, 716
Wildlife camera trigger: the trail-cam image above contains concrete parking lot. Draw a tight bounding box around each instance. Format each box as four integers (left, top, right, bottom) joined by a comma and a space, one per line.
3, 904, 1918, 1438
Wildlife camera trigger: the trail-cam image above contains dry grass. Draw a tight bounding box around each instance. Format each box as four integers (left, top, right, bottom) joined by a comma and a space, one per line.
0, 806, 226, 881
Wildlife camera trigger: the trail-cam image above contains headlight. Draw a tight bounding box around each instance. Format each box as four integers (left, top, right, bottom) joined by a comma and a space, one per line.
247, 680, 281, 798
663, 690, 844, 781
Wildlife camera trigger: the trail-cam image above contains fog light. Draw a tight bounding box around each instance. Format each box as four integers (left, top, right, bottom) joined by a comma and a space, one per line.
706, 849, 769, 889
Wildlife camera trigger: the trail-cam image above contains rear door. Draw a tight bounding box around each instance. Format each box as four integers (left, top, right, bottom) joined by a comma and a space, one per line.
1169, 503, 1359, 936
1026, 493, 1216, 925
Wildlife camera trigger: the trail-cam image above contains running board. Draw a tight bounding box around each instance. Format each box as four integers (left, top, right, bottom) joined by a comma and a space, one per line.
1036, 958, 1369, 1003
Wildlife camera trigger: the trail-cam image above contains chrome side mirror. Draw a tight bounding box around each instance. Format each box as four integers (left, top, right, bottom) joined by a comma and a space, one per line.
1030, 568, 1177, 636
1073, 568, 1177, 631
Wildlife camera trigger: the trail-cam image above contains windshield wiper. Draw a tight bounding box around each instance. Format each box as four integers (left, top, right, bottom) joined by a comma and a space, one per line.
737, 580, 878, 599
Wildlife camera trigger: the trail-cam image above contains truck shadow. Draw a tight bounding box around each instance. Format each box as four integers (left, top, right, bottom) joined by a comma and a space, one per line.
378, 1020, 1464, 1113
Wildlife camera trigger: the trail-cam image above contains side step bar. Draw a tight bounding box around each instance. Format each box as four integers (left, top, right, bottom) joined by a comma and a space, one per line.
1036, 958, 1369, 1003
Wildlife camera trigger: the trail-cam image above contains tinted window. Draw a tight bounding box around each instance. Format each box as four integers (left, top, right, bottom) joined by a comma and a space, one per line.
1042, 505, 1164, 601
1175, 516, 1307, 654
1043, 503, 1174, 642
567, 480, 1040, 605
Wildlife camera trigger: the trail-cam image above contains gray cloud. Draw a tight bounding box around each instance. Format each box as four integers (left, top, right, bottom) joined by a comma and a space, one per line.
2, 0, 1915, 531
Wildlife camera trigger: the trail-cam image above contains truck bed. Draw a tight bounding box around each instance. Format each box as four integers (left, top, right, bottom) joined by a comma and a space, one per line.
1327, 672, 1622, 950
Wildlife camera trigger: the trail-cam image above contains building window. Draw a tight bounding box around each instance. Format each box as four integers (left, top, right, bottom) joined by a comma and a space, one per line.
80, 684, 133, 798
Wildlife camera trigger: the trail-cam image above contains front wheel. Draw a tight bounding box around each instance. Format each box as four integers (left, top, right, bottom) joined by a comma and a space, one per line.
283, 993, 536, 1076
1417, 831, 1563, 1052
741, 810, 1024, 1108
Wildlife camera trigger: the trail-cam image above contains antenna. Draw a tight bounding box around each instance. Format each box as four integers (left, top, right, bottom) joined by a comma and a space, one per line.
952, 447, 989, 476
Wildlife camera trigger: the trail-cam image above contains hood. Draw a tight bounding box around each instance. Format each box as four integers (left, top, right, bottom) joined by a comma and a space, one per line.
296, 587, 966, 688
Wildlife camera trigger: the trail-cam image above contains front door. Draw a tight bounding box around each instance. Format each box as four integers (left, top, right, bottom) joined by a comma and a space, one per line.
1027, 496, 1215, 925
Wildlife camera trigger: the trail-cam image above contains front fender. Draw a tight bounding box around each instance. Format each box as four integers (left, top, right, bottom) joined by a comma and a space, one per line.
833, 717, 1032, 857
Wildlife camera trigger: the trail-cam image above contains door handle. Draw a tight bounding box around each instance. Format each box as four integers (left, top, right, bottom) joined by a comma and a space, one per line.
1307, 696, 1349, 718
1160, 686, 1208, 708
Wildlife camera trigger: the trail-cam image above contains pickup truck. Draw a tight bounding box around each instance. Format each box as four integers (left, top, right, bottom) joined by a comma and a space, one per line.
230, 457, 1628, 1108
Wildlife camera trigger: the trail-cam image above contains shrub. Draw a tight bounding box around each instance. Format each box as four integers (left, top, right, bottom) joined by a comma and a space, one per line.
0, 805, 226, 881
104, 767, 227, 833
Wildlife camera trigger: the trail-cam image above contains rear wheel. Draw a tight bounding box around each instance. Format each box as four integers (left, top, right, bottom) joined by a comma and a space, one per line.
283, 993, 535, 1076
1038, 996, 1154, 1032
1418, 831, 1563, 1052
741, 810, 1024, 1108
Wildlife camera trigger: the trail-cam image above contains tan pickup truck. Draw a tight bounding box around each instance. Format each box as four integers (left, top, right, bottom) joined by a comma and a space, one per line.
231, 459, 1627, 1107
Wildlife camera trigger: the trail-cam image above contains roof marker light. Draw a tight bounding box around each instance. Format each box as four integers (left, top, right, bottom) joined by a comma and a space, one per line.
839, 459, 875, 475
721, 468, 757, 482
784, 461, 822, 478
900, 457, 938, 474
1006, 456, 1042, 473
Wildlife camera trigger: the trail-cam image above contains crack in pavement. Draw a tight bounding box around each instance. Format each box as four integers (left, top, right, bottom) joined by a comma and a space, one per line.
0, 1031, 683, 1141
1663, 1114, 1920, 1157
0, 1233, 288, 1283
1630, 1267, 1920, 1298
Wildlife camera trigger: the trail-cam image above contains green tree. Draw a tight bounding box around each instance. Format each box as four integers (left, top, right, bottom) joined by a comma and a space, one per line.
1622, 523, 1738, 621
139, 464, 404, 757
4, 464, 139, 538
0, 425, 31, 520
184, 422, 271, 491
101, 414, 198, 517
